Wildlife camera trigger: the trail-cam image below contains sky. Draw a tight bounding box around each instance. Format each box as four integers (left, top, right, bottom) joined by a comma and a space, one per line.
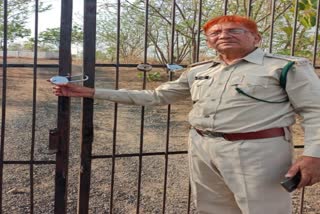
27, 0, 84, 35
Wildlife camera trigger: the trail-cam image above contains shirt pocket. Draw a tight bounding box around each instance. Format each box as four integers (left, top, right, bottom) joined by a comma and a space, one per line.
190, 78, 214, 102
235, 74, 270, 95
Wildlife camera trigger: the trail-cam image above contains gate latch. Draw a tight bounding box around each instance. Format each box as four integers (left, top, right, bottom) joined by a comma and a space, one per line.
49, 128, 59, 154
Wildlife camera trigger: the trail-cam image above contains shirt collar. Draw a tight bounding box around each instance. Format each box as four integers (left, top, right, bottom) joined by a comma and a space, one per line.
242, 48, 265, 65
212, 48, 265, 65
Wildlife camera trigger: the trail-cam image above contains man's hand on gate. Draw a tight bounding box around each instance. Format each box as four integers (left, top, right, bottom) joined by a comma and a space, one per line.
51, 82, 95, 98
285, 156, 320, 189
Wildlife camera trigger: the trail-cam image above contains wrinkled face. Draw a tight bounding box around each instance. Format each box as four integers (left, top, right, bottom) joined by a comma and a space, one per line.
205, 22, 261, 55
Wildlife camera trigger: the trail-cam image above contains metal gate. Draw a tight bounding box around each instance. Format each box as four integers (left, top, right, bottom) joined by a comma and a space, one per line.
1, 0, 319, 213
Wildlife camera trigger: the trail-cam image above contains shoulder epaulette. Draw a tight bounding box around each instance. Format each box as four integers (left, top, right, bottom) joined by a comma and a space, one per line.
265, 53, 310, 65
189, 60, 215, 67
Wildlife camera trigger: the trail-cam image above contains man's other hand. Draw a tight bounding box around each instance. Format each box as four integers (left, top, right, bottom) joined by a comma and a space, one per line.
286, 156, 320, 189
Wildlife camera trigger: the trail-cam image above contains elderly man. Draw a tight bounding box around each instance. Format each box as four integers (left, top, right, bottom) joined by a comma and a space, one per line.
52, 15, 320, 214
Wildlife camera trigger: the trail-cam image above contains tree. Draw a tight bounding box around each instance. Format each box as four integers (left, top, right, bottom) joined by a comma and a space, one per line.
97, 0, 317, 64
0, 0, 51, 49
38, 28, 60, 50
96, 1, 146, 63
22, 38, 36, 51
37, 25, 83, 51
97, 0, 207, 64
272, 0, 319, 57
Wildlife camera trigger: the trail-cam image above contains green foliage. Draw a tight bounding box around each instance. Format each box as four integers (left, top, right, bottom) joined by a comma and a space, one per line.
96, 50, 109, 61
97, 0, 206, 64
21, 38, 35, 51
298, 0, 318, 28
71, 25, 83, 46
3, 0, 319, 62
98, 0, 319, 63
96, 1, 145, 63
39, 27, 60, 49
37, 25, 83, 51
267, 0, 319, 57
0, 0, 51, 48
7, 42, 23, 51
137, 71, 162, 82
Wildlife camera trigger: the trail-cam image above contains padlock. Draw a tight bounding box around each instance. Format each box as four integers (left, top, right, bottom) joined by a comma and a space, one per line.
48, 128, 59, 153
49, 74, 89, 84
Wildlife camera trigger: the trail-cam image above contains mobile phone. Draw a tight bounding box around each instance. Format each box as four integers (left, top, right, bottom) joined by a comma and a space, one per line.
280, 171, 301, 192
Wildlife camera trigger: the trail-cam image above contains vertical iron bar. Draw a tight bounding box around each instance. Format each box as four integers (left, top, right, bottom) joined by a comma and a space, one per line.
291, 0, 299, 56
247, 0, 253, 17
268, 0, 276, 53
142, 2, 149, 80
187, 184, 192, 213
77, 0, 97, 213
162, 1, 176, 213
0, 0, 8, 211
187, 0, 203, 212
136, 0, 150, 213
312, 0, 320, 67
195, 0, 203, 62
223, 0, 228, 15
299, 187, 305, 214
109, 1, 121, 212
292, 2, 305, 213
30, 0, 40, 213
54, 0, 73, 213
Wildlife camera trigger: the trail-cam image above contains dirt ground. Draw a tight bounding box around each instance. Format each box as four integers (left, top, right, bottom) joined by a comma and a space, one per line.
0, 58, 319, 213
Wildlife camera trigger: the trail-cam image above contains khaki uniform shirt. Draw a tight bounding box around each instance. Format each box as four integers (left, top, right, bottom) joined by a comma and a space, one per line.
95, 48, 320, 157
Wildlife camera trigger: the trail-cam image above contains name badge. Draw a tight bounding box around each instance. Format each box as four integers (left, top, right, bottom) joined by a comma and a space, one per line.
195, 76, 210, 80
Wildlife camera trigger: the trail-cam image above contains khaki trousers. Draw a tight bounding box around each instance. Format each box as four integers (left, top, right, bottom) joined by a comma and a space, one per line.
188, 129, 293, 214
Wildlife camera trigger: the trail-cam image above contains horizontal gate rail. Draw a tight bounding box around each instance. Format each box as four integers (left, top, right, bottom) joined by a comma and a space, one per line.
91, 151, 188, 159
0, 64, 59, 68
1, 161, 56, 165
1, 64, 319, 69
